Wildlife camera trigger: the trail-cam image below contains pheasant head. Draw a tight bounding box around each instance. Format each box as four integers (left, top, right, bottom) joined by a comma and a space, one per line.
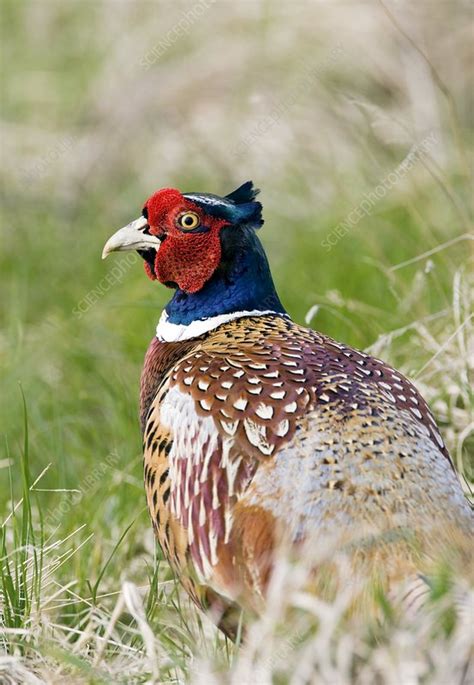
102, 182, 285, 339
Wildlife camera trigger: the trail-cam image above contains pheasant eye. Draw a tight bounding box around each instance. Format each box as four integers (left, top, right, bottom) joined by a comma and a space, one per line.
177, 211, 200, 230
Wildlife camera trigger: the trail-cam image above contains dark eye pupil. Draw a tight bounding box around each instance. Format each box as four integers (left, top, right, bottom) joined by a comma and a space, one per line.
184, 216, 194, 225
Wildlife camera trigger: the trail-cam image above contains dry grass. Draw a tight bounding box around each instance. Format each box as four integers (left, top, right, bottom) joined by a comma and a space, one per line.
1, 0, 473, 682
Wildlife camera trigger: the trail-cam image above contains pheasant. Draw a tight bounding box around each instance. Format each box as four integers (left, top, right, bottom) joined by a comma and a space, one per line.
102, 181, 471, 636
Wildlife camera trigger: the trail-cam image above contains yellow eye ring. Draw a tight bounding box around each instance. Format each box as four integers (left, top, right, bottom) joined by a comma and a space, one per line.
177, 211, 200, 230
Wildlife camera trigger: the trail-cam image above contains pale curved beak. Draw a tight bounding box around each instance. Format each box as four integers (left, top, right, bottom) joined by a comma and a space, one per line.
102, 216, 161, 259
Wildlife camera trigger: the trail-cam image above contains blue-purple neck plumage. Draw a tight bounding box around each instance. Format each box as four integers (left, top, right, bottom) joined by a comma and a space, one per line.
102, 182, 472, 640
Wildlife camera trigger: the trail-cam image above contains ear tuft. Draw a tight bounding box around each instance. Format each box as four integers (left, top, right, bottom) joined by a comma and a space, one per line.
183, 181, 263, 228
225, 181, 260, 205
225, 181, 263, 228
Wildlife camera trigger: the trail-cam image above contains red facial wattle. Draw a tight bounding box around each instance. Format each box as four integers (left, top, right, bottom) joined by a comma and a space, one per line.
142, 188, 229, 293
153, 229, 225, 293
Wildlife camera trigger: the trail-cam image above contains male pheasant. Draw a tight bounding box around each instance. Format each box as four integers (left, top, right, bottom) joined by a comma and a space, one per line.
103, 182, 471, 636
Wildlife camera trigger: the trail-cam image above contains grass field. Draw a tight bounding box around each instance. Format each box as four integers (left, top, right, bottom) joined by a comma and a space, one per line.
1, 1, 473, 683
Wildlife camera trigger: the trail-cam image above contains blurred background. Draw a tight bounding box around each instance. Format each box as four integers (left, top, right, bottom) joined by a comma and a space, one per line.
0, 0, 473, 678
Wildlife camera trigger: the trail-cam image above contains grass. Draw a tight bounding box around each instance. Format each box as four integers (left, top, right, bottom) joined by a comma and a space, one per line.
1, 1, 473, 682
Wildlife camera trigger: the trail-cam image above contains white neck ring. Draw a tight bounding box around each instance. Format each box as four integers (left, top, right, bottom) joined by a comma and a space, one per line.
156, 309, 282, 342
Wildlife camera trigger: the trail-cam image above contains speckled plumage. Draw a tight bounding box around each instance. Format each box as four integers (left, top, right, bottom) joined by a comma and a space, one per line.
103, 181, 471, 639
140, 314, 471, 634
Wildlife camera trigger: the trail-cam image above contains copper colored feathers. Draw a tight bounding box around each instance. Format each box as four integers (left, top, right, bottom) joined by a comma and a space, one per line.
140, 315, 471, 636
102, 183, 471, 638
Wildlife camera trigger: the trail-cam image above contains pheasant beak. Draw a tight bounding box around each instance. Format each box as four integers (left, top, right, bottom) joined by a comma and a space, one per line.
102, 217, 161, 259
